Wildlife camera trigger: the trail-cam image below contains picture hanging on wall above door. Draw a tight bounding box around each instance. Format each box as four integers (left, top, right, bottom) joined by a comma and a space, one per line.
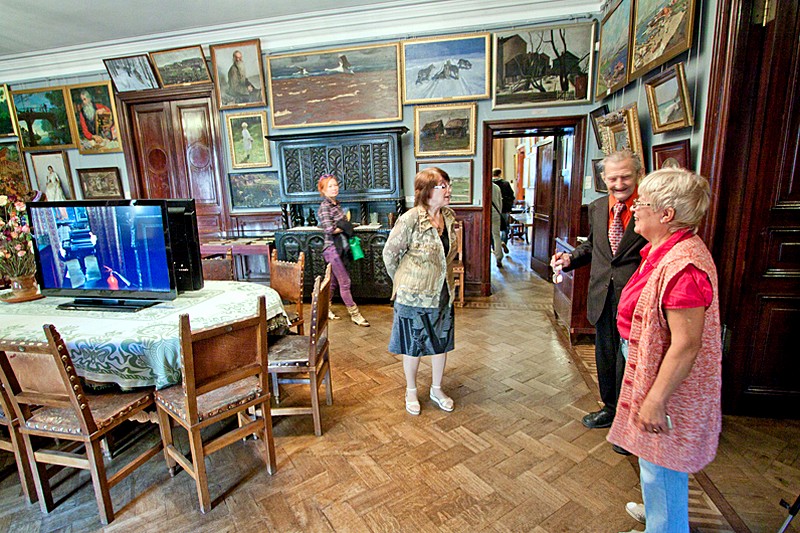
595, 0, 633, 100
210, 39, 267, 110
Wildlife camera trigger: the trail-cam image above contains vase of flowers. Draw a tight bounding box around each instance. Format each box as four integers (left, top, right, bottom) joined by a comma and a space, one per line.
1, 195, 41, 303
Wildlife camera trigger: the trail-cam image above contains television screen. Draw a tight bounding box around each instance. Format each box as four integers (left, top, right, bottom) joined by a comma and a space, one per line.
28, 200, 177, 302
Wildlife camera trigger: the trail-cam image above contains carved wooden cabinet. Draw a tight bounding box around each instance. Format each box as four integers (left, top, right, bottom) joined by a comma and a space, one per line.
274, 228, 392, 300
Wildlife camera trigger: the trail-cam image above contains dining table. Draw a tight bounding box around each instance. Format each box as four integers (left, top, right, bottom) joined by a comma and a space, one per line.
0, 281, 287, 389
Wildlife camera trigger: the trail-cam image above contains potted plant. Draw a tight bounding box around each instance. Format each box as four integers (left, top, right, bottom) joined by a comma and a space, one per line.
0, 195, 40, 302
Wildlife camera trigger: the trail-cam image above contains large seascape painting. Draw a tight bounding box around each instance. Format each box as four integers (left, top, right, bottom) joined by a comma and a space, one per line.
267, 43, 402, 129
630, 0, 696, 80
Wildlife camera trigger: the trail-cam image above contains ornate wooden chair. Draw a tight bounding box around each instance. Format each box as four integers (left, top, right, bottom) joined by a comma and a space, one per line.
201, 251, 235, 281
268, 264, 332, 436
0, 326, 163, 525
452, 220, 465, 307
154, 295, 277, 513
269, 250, 305, 334
0, 380, 37, 504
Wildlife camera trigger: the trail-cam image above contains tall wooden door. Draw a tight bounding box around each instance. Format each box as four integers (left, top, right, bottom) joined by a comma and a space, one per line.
704, 0, 800, 415
530, 140, 555, 278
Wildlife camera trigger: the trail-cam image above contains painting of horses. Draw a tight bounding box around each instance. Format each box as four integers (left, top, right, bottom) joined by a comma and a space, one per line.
11, 87, 76, 151
402, 33, 490, 104
267, 43, 402, 129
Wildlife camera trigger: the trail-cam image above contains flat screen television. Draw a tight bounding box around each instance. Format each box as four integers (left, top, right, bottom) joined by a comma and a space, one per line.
28, 200, 177, 311
165, 199, 203, 292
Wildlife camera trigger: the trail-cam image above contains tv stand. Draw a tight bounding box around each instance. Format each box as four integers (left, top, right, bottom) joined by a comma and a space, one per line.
57, 298, 160, 313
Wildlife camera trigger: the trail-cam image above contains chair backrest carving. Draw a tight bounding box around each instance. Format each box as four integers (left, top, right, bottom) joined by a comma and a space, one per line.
201, 252, 235, 281
453, 220, 464, 264
269, 250, 305, 304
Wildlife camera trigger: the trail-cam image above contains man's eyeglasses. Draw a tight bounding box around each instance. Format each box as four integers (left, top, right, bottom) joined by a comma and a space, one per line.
632, 199, 652, 208
433, 183, 452, 190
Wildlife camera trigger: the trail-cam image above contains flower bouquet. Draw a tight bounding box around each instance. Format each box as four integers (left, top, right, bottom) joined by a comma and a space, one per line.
0, 195, 40, 302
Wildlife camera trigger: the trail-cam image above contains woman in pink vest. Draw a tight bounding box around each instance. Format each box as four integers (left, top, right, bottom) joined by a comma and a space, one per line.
607, 168, 722, 533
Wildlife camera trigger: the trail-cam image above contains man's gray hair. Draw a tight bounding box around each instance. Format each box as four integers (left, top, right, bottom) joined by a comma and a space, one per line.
80, 89, 93, 102
600, 150, 642, 174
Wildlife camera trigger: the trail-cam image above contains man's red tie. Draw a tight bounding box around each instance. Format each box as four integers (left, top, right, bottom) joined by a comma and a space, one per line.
609, 203, 625, 255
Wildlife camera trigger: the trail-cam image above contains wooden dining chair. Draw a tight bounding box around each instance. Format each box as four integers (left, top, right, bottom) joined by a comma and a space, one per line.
269, 249, 305, 334
201, 251, 235, 281
452, 220, 465, 307
0, 380, 37, 504
154, 295, 277, 514
268, 264, 332, 436
0, 326, 164, 525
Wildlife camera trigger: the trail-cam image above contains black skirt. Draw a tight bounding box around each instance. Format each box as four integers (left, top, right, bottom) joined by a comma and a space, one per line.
388, 284, 455, 357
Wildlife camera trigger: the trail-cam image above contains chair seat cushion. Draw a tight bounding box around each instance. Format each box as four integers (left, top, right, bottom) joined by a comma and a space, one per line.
268, 335, 327, 367
24, 390, 152, 436
155, 377, 262, 423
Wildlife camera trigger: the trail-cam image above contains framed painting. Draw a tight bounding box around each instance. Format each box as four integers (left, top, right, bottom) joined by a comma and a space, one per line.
589, 104, 609, 148
226, 111, 270, 169
402, 33, 490, 104
149, 45, 212, 87
597, 102, 643, 157
77, 167, 125, 199
416, 160, 473, 205
228, 171, 281, 211
493, 22, 595, 109
1, 84, 18, 137
414, 102, 476, 157
65, 81, 123, 154
11, 87, 76, 151
267, 42, 402, 129
103, 54, 160, 92
210, 39, 267, 110
629, 0, 697, 81
652, 139, 691, 170
30, 151, 75, 201
644, 62, 694, 133
595, 0, 632, 100
592, 158, 607, 193
0, 142, 30, 198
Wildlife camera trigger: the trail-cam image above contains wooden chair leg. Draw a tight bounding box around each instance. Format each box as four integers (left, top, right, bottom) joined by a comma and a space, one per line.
258, 399, 277, 475
8, 426, 37, 503
297, 323, 304, 336
309, 370, 322, 436
23, 433, 54, 514
187, 429, 211, 513
155, 407, 177, 475
86, 439, 114, 524
271, 373, 281, 404
324, 364, 333, 406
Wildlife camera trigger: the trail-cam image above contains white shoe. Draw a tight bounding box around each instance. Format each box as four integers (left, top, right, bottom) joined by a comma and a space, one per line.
429, 386, 454, 412
405, 388, 420, 415
625, 502, 645, 524
328, 309, 341, 320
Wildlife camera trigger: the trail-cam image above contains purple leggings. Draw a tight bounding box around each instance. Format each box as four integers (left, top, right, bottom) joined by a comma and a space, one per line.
323, 247, 355, 307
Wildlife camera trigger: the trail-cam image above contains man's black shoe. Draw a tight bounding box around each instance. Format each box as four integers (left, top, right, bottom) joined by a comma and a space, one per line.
612, 444, 632, 456
582, 407, 614, 429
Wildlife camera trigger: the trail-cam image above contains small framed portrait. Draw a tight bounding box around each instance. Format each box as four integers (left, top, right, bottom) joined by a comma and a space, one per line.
644, 62, 694, 134
77, 167, 125, 200
226, 111, 270, 169
592, 158, 607, 193
228, 171, 281, 211
103, 54, 160, 92
65, 81, 123, 155
149, 45, 212, 87
597, 103, 643, 157
416, 159, 473, 205
414, 102, 476, 157
0, 141, 30, 198
30, 151, 75, 201
595, 0, 633, 100
589, 105, 609, 148
1, 84, 18, 137
11, 87, 77, 151
210, 39, 267, 110
401, 33, 490, 105
652, 139, 692, 170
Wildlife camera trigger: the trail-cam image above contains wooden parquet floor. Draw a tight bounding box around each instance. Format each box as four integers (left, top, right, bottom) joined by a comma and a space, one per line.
0, 243, 798, 532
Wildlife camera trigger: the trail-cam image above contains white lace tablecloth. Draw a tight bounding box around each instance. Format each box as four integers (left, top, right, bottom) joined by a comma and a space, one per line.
0, 281, 286, 389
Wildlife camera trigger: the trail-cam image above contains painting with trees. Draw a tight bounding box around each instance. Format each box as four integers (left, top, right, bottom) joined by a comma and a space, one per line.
493, 23, 595, 108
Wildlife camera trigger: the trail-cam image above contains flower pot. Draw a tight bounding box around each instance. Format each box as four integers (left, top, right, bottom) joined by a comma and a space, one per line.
1, 274, 44, 304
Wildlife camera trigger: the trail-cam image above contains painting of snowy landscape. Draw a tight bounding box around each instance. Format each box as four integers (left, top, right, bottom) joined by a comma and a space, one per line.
402, 33, 490, 104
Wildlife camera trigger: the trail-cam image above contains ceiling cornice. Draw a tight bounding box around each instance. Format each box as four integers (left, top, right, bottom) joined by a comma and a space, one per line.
1, 0, 600, 85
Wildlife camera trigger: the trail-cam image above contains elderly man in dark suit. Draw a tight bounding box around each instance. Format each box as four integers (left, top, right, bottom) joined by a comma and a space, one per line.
551, 150, 646, 453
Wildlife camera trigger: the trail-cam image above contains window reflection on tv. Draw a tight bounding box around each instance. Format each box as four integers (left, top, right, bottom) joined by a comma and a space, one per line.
29, 202, 175, 298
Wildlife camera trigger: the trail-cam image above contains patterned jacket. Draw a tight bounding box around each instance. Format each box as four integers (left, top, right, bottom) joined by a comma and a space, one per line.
383, 205, 458, 308
607, 235, 722, 473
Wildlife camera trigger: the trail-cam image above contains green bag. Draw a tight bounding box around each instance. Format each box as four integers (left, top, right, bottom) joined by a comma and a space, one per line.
348, 236, 364, 261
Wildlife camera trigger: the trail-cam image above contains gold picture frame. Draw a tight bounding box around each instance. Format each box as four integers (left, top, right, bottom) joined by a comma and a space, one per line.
149, 45, 212, 88
414, 102, 476, 157
210, 39, 267, 111
629, 0, 697, 81
225, 111, 271, 169
10, 87, 77, 151
644, 62, 694, 134
0, 84, 18, 138
595, 0, 633, 100
597, 103, 643, 157
65, 81, 123, 155
30, 151, 76, 200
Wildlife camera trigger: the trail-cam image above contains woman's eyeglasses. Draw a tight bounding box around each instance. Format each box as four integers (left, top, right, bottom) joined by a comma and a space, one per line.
433, 183, 452, 190
632, 199, 652, 208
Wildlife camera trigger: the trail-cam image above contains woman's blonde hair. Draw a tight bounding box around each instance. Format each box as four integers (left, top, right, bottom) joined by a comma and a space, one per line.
414, 167, 449, 208
638, 168, 711, 232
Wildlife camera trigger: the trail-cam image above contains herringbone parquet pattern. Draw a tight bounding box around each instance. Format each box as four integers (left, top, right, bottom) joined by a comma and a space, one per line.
0, 243, 797, 532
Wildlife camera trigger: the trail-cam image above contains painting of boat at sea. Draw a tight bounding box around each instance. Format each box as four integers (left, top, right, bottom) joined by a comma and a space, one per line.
402, 33, 490, 104
266, 43, 402, 129
595, 0, 633, 100
493, 22, 595, 109
629, 0, 697, 81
